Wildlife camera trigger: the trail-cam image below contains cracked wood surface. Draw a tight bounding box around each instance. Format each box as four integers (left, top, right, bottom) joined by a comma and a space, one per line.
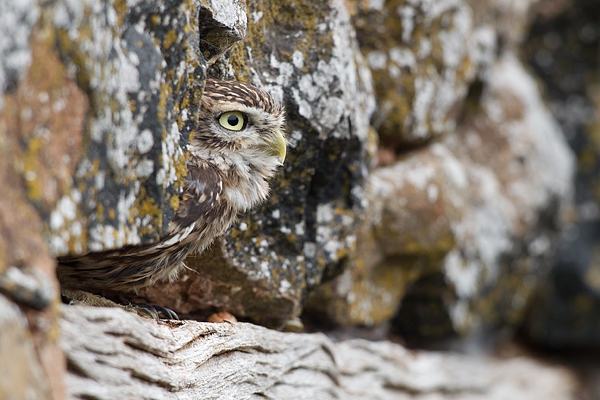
60, 306, 577, 399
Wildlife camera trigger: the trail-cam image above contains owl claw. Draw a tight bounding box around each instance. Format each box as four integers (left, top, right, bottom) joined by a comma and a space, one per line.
133, 302, 179, 320
61, 289, 180, 321
134, 303, 159, 320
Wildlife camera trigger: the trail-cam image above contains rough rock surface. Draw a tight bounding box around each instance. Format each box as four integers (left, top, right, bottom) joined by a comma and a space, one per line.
346, 0, 541, 147
437, 53, 573, 335
349, 0, 479, 145
60, 305, 578, 400
12, 0, 215, 256
137, 0, 376, 327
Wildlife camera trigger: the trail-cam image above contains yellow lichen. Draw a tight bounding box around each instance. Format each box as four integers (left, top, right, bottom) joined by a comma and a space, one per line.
132, 187, 163, 237
164, 30, 178, 49
23, 137, 43, 202
113, 0, 128, 26
157, 82, 169, 122
169, 194, 180, 211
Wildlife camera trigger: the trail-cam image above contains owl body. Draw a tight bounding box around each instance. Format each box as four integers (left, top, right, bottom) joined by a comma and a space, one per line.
57, 79, 286, 292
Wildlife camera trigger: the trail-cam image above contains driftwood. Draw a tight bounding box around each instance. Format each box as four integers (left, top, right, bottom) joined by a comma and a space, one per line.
60, 306, 577, 399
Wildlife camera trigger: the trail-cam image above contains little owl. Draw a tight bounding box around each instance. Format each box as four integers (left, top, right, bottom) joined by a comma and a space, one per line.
57, 78, 287, 293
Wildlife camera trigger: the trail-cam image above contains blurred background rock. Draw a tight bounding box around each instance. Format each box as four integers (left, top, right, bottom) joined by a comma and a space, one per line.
520, 0, 600, 350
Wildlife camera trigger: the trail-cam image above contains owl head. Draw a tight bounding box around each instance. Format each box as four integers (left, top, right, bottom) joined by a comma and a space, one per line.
192, 78, 287, 211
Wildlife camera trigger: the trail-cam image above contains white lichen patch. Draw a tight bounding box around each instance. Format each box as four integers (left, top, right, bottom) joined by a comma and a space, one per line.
256, 0, 375, 143
0, 0, 39, 110
118, 46, 141, 93
292, 50, 304, 69
409, 75, 437, 138
455, 166, 514, 281
287, 130, 303, 148
250, 10, 262, 23
316, 203, 334, 224
427, 183, 439, 203
368, 155, 438, 202
443, 250, 480, 299
313, 202, 357, 263
468, 26, 497, 77
48, 189, 85, 255
303, 242, 317, 259
388, 47, 416, 71
135, 160, 154, 179
229, 236, 284, 283
404, 163, 436, 190
279, 279, 291, 292
448, 299, 472, 334
259, 261, 271, 280
366, 0, 483, 141
366, 51, 387, 70
294, 222, 305, 236
158, 121, 185, 188
205, 0, 247, 38
439, 6, 472, 68
430, 54, 575, 333
431, 143, 468, 189
488, 54, 575, 212
136, 129, 154, 154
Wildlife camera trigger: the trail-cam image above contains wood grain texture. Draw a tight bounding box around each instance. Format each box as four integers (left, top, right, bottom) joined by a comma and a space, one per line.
60, 306, 577, 400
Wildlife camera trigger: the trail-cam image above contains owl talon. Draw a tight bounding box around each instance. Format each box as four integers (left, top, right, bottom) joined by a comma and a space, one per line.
161, 306, 180, 320
62, 289, 179, 321
133, 303, 179, 320
133, 303, 159, 320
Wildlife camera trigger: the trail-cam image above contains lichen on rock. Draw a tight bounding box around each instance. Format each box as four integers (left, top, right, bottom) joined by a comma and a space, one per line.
44, 0, 210, 254
349, 0, 483, 146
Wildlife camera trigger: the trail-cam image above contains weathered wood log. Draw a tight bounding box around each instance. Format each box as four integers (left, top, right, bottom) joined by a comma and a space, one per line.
60, 306, 577, 399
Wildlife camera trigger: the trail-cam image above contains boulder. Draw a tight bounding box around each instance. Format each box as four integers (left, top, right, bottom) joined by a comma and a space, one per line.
309, 54, 575, 337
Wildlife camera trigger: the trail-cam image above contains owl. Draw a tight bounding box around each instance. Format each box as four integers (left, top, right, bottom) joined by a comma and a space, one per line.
58, 78, 286, 293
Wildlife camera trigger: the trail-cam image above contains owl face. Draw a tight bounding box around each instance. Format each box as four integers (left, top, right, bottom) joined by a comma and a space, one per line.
191, 79, 287, 211
195, 79, 285, 163
207, 100, 286, 163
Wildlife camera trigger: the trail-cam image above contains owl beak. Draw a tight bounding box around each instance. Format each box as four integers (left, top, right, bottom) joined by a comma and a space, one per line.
269, 129, 287, 164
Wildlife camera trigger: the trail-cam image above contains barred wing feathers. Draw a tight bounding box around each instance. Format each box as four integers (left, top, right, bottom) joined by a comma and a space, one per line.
57, 161, 226, 291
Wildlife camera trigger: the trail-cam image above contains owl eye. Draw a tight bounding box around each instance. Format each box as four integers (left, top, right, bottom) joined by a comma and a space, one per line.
218, 111, 246, 131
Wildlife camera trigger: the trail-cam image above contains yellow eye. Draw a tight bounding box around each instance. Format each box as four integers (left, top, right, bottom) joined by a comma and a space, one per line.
218, 111, 246, 131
